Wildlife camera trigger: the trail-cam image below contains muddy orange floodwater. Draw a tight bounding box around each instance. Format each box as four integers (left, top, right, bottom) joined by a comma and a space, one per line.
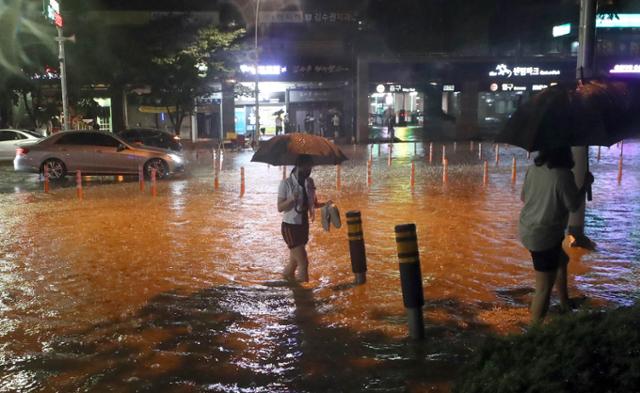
0, 142, 638, 392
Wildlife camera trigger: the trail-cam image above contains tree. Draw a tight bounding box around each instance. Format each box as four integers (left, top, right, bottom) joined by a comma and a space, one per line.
140, 18, 245, 134
0, 0, 57, 128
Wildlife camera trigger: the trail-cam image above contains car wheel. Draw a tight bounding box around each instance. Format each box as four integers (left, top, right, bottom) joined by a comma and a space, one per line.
41, 159, 67, 180
144, 158, 168, 180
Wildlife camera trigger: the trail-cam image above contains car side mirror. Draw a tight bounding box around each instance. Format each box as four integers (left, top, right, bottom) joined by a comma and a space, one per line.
117, 143, 127, 152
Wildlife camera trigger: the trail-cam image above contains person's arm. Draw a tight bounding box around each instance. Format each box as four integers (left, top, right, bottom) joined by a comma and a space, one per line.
278, 197, 296, 212
558, 170, 593, 212
277, 180, 297, 212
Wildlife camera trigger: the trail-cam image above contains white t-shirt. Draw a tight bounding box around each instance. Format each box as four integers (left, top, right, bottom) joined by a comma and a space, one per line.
278, 172, 316, 225
519, 165, 582, 251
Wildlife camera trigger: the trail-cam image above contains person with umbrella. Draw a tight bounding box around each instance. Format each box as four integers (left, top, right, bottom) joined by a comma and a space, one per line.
277, 154, 331, 282
253, 133, 348, 282
519, 146, 594, 324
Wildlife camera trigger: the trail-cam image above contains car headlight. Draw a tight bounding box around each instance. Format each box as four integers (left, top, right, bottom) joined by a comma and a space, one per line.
168, 153, 183, 164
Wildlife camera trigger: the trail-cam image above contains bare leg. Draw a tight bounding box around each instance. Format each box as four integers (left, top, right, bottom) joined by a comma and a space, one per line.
555, 263, 570, 311
283, 251, 297, 280
531, 270, 557, 325
290, 245, 309, 282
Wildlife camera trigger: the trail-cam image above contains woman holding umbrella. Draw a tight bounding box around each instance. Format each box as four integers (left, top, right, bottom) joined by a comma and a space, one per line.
277, 154, 330, 282
519, 146, 594, 324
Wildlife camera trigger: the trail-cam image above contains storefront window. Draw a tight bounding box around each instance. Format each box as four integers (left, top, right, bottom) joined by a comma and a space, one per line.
369, 91, 423, 127
477, 91, 528, 127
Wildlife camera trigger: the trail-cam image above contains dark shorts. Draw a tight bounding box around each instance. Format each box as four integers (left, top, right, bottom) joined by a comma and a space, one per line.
281, 218, 309, 250
530, 242, 569, 272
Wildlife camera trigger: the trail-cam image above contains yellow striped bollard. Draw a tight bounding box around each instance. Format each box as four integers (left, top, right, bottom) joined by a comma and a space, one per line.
394, 223, 425, 340
478, 142, 483, 160
336, 165, 341, 190
240, 167, 245, 197
367, 159, 372, 187
511, 156, 517, 184
347, 211, 367, 284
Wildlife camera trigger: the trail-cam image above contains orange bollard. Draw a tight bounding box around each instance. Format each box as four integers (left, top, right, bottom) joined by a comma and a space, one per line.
367, 159, 372, 187
597, 146, 601, 162
478, 143, 483, 160
43, 165, 50, 193
410, 161, 415, 188
442, 145, 446, 165
336, 165, 341, 190
240, 167, 245, 197
214, 170, 219, 190
76, 170, 83, 200
428, 142, 433, 164
138, 165, 145, 192
618, 156, 623, 184
483, 160, 489, 185
495, 144, 500, 166
151, 168, 157, 197
442, 158, 449, 183
511, 156, 517, 183
388, 146, 393, 167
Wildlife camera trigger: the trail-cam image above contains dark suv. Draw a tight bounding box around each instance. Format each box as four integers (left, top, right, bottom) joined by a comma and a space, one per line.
116, 128, 182, 152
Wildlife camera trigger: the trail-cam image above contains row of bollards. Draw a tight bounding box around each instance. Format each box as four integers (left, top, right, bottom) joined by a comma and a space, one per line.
344, 210, 424, 339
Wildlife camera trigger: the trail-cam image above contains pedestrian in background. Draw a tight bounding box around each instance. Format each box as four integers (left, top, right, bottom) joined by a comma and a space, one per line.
519, 146, 594, 324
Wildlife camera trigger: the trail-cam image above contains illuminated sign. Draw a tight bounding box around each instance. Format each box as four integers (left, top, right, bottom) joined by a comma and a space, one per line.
501, 84, 527, 92
609, 64, 640, 74
443, 84, 455, 92
44, 0, 63, 27
376, 84, 385, 93
240, 64, 287, 75
552, 23, 571, 37
490, 83, 499, 92
596, 14, 640, 28
489, 64, 561, 78
532, 84, 549, 91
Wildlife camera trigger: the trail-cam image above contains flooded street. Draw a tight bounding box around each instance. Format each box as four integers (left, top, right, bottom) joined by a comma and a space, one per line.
0, 141, 638, 392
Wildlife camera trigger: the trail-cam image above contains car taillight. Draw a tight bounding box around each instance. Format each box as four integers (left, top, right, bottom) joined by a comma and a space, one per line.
16, 147, 29, 156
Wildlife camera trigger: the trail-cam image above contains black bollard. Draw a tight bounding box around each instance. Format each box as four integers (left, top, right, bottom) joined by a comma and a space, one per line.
394, 223, 425, 340
346, 211, 367, 284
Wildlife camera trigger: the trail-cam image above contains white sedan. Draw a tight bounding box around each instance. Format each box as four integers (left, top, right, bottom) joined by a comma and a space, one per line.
0, 129, 42, 161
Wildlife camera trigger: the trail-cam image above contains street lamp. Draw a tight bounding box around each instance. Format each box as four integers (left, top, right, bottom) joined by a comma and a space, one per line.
254, 0, 261, 146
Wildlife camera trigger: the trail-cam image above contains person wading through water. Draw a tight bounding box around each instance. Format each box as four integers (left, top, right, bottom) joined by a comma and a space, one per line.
277, 154, 331, 282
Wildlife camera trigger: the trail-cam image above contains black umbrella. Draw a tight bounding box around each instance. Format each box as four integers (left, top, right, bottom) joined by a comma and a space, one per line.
496, 79, 640, 152
251, 133, 348, 166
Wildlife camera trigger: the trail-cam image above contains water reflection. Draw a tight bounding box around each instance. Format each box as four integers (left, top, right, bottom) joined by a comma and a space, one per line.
0, 141, 638, 391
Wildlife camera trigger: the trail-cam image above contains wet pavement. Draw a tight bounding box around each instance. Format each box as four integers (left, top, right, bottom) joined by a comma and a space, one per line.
0, 141, 638, 392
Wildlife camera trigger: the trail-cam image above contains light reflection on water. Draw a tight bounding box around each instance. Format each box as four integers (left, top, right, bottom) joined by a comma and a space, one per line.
0, 141, 638, 391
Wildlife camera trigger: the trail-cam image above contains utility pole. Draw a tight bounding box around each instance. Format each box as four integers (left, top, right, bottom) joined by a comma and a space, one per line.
254, 0, 261, 146
568, 0, 596, 249
56, 26, 70, 130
